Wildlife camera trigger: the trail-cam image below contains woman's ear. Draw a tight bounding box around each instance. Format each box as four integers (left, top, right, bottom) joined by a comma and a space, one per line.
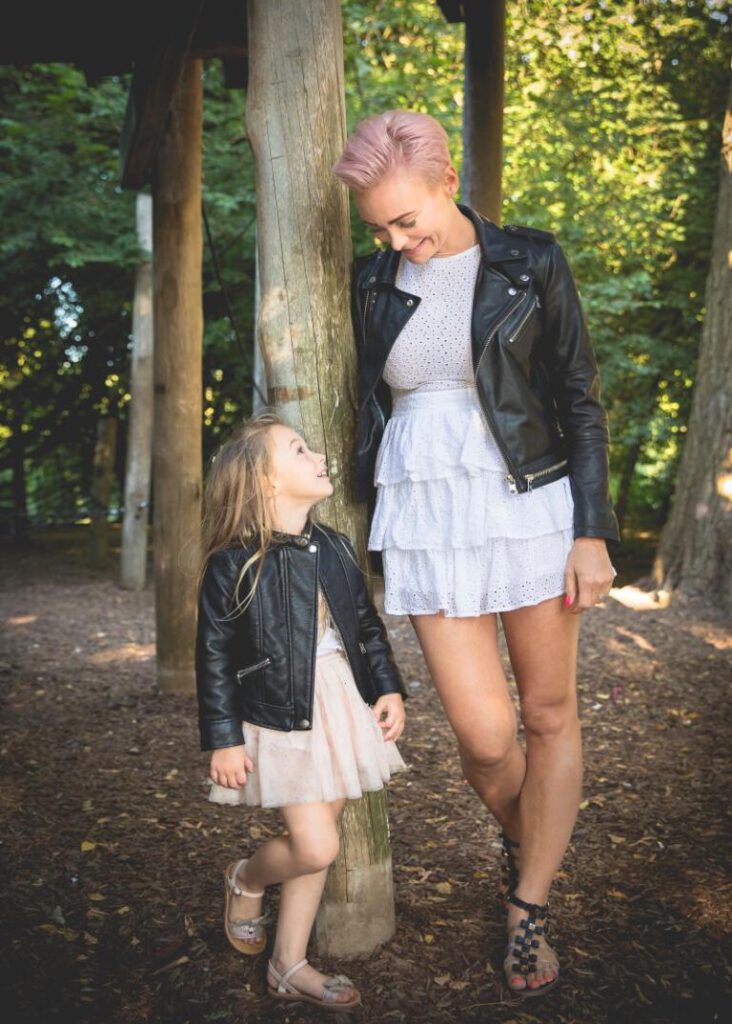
443, 164, 459, 197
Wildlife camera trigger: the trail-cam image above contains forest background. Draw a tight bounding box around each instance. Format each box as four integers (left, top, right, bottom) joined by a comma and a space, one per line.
0, 0, 729, 552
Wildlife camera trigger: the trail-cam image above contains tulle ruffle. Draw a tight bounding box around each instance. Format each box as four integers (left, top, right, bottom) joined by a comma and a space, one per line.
208, 651, 406, 809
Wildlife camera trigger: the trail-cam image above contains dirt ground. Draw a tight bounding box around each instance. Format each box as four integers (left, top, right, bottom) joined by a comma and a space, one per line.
1, 529, 730, 1024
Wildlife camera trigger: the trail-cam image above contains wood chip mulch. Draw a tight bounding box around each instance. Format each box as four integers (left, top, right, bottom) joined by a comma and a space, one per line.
1, 530, 730, 1024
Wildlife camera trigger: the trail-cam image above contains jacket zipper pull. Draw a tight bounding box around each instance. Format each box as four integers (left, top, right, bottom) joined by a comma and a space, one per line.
506, 474, 518, 494
526, 474, 533, 493
359, 642, 367, 654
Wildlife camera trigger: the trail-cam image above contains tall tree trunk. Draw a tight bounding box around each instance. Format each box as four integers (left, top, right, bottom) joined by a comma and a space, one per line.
653, 73, 732, 607
462, 0, 505, 222
121, 192, 154, 590
615, 437, 644, 536
247, 0, 395, 956
88, 417, 118, 569
152, 59, 203, 693
10, 415, 29, 543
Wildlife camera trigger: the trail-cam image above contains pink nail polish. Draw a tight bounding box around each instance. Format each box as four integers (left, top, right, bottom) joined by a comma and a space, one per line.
565, 594, 572, 607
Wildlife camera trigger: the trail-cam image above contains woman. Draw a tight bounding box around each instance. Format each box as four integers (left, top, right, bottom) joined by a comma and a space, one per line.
333, 110, 619, 998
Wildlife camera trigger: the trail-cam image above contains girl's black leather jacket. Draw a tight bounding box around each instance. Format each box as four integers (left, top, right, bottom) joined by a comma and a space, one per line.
352, 204, 619, 543
196, 522, 406, 751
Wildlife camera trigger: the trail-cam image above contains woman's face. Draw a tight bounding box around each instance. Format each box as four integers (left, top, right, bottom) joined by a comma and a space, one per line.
354, 167, 458, 264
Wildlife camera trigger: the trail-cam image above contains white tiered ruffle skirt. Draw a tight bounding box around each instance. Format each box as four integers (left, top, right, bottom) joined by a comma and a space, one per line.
368, 386, 575, 617
208, 650, 406, 809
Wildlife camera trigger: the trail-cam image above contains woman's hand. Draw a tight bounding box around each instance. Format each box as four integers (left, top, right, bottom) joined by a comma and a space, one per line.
372, 694, 405, 742
210, 745, 255, 788
564, 538, 616, 614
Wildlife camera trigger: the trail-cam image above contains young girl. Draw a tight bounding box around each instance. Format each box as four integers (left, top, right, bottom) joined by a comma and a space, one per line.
195, 412, 407, 1011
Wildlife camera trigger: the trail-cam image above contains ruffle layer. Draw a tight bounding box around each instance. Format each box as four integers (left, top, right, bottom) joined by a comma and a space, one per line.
375, 388, 506, 486
381, 532, 575, 618
369, 471, 574, 550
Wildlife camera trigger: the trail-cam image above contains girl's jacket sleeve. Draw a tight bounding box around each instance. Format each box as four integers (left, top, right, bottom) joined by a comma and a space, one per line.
195, 550, 247, 751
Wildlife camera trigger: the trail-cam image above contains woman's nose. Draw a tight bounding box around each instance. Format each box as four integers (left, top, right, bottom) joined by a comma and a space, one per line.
388, 229, 409, 251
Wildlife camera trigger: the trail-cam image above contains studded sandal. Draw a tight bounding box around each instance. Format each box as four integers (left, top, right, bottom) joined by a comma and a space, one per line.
504, 892, 559, 998
267, 957, 361, 1010
499, 831, 520, 904
223, 859, 268, 955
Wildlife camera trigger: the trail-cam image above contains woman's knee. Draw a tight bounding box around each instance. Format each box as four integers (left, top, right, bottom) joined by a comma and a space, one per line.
520, 693, 578, 738
459, 715, 517, 774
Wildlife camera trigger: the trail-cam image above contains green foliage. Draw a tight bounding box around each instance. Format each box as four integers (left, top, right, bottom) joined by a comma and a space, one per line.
0, 1, 728, 530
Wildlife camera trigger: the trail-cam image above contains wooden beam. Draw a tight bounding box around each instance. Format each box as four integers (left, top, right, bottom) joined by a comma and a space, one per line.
462, 0, 505, 222
119, 0, 205, 190
152, 59, 203, 694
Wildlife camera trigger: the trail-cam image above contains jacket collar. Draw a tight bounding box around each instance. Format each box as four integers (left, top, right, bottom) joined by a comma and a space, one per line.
271, 519, 314, 548
360, 204, 530, 290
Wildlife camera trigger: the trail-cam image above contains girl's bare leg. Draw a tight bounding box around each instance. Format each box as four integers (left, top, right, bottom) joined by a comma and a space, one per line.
233, 798, 356, 1003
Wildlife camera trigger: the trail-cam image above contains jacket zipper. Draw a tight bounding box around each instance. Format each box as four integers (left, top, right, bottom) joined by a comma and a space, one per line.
524, 459, 569, 492
507, 295, 541, 345
236, 656, 271, 680
474, 288, 528, 491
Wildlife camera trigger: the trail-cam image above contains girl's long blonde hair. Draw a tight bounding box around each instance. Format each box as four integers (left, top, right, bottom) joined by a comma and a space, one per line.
199, 411, 284, 613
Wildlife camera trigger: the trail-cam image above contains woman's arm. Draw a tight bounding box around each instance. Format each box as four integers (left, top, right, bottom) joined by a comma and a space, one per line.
540, 241, 620, 544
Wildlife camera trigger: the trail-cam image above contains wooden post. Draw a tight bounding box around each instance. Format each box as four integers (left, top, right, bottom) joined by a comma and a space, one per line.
121, 193, 154, 590
462, 0, 505, 222
247, 0, 396, 955
152, 59, 203, 694
88, 417, 118, 568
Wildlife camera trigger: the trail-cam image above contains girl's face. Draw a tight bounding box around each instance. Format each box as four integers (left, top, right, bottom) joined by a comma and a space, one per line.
354, 166, 458, 264
265, 425, 333, 507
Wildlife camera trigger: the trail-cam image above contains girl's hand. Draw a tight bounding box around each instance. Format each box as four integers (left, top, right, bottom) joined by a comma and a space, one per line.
564, 538, 616, 614
372, 694, 405, 742
210, 745, 255, 788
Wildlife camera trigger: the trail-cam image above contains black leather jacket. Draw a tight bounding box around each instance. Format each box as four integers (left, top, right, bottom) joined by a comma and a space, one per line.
196, 522, 406, 751
352, 204, 619, 543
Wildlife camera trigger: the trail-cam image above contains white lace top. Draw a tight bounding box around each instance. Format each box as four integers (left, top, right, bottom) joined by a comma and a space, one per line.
383, 244, 481, 391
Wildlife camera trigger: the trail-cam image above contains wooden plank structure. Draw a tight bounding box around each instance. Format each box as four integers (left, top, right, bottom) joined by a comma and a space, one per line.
438, 0, 505, 222
1, 0, 502, 955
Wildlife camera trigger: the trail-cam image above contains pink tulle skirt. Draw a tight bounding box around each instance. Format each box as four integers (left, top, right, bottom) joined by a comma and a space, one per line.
207, 650, 406, 809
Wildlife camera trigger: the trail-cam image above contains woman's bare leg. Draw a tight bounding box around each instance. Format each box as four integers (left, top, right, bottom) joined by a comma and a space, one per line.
499, 595, 580, 989
410, 612, 525, 840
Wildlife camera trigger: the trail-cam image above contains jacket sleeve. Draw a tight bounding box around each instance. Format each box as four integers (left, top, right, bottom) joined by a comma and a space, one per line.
195, 550, 247, 751
342, 536, 408, 701
540, 241, 620, 543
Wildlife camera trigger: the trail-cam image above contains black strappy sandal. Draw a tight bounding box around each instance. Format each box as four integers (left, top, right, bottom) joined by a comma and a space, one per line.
499, 832, 520, 904
504, 893, 559, 998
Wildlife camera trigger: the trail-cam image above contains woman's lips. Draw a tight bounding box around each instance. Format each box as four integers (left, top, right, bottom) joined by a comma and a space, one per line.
403, 238, 427, 256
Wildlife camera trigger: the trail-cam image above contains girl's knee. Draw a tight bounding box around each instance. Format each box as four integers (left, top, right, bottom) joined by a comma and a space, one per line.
289, 827, 340, 873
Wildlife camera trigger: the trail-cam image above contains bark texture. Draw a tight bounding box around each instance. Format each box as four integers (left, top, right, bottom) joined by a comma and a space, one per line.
247, 0, 394, 955
121, 193, 154, 591
152, 59, 203, 693
654, 74, 732, 608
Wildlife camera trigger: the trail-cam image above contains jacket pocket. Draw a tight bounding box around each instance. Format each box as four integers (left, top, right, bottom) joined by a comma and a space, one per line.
236, 657, 293, 710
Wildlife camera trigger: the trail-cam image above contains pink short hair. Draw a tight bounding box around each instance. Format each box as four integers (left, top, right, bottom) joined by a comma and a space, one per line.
332, 110, 451, 192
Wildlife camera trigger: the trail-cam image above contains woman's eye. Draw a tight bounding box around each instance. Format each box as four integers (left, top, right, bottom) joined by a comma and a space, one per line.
400, 220, 417, 228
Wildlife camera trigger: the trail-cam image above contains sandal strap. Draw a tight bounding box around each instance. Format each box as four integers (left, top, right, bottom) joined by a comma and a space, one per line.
508, 892, 548, 917
501, 831, 520, 851
269, 957, 309, 994
228, 858, 265, 899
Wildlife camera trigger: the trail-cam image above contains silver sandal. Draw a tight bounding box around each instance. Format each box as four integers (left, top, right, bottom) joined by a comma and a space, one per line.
223, 859, 268, 955
267, 957, 361, 1010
